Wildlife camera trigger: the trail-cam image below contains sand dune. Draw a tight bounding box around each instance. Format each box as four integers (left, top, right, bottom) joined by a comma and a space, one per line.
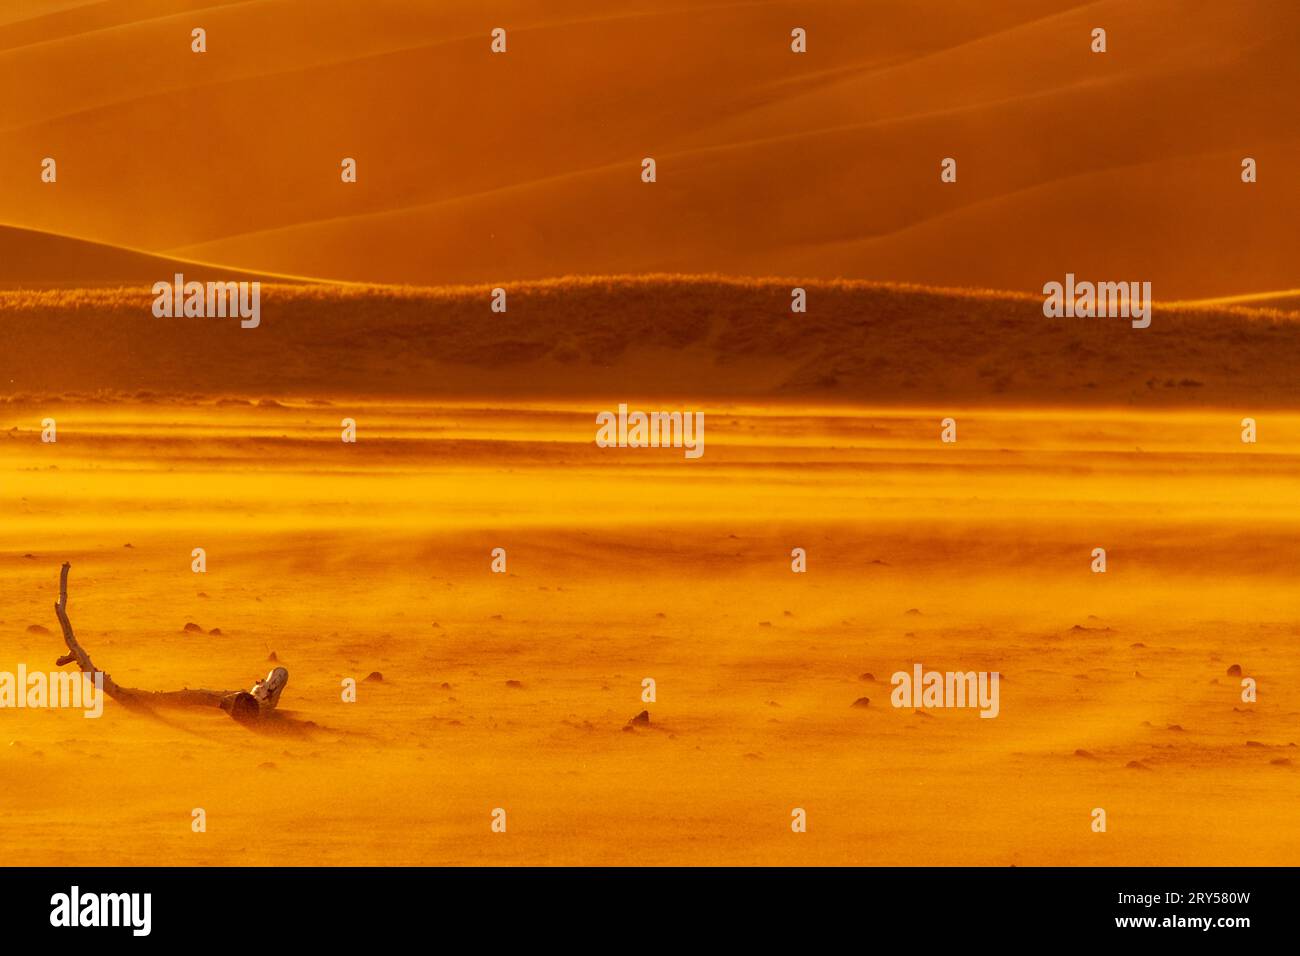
2, 275, 1296, 406
0, 1, 1295, 295
0, 224, 284, 289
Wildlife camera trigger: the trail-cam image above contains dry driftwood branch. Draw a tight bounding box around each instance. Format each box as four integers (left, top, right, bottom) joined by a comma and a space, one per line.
53, 562, 271, 719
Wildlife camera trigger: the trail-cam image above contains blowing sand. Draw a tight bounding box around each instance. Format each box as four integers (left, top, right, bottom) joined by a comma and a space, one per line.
2, 399, 1297, 865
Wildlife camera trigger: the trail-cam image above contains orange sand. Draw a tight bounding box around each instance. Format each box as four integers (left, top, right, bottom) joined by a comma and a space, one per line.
2, 400, 1297, 865
1, 0, 1297, 868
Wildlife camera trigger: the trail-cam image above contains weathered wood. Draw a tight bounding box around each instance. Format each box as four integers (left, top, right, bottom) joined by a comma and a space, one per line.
52, 562, 271, 718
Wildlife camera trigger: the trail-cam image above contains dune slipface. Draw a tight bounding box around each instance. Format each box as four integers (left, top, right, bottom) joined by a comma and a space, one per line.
0, 0, 1297, 904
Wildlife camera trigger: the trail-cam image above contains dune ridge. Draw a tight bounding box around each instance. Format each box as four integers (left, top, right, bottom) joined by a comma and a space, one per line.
0, 223, 299, 288
2, 273, 1296, 407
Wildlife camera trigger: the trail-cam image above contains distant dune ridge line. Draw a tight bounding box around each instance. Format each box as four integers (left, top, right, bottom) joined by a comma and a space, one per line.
0, 223, 301, 289
1, 274, 1296, 407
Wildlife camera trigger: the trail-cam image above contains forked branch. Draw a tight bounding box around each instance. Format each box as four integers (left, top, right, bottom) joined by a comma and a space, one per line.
52, 562, 277, 720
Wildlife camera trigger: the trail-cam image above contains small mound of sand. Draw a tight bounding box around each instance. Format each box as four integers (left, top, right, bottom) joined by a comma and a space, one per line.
363, 671, 383, 683
851, 697, 871, 708
25, 624, 50, 635
182, 622, 203, 633
1226, 663, 1243, 676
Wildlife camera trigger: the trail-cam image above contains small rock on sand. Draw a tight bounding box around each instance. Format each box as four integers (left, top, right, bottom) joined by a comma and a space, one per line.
627, 710, 651, 727
25, 624, 50, 635
267, 651, 278, 662
1226, 664, 1243, 676
208, 628, 222, 636
505, 679, 523, 688
363, 671, 383, 682
851, 697, 871, 708
182, 622, 203, 633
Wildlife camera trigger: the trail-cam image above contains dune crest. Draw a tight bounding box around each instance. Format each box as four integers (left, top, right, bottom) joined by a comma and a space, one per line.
2, 274, 1296, 407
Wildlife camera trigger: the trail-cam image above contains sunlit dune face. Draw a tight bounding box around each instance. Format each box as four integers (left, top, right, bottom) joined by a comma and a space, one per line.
0, 0, 1297, 295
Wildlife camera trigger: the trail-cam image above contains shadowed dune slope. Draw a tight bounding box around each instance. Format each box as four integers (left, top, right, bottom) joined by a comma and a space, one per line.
2, 275, 1296, 407
0, 0, 1295, 296
0, 224, 288, 288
